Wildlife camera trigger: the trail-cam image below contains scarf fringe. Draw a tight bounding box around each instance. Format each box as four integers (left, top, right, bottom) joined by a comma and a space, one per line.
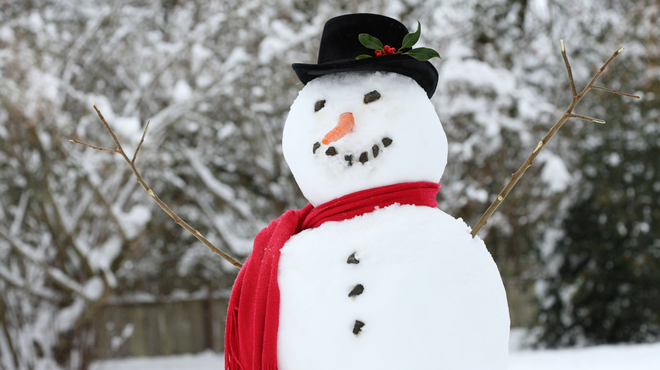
225, 305, 243, 370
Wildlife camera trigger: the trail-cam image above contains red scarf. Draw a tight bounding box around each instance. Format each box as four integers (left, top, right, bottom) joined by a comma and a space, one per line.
225, 181, 440, 370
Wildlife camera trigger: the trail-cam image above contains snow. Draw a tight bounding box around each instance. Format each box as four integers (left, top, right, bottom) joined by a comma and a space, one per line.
222, 47, 250, 73
83, 276, 105, 301
89, 339, 660, 370
172, 79, 193, 103
0, 25, 15, 43
177, 244, 209, 276
210, 214, 254, 254
259, 20, 297, 64
278, 204, 509, 370
88, 236, 122, 279
508, 341, 660, 370
112, 116, 142, 144
440, 50, 517, 98
47, 267, 93, 300
538, 150, 572, 193
283, 72, 448, 206
28, 70, 60, 104
55, 297, 86, 331
112, 204, 152, 240
465, 184, 489, 202
111, 324, 135, 351
183, 148, 252, 218
90, 351, 225, 370
530, 0, 551, 21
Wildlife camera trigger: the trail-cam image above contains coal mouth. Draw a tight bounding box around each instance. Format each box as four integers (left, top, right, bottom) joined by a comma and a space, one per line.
312, 137, 393, 167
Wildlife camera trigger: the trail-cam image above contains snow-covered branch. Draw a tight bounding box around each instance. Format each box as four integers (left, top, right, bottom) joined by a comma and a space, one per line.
8, 192, 29, 237
0, 264, 58, 301
0, 231, 100, 302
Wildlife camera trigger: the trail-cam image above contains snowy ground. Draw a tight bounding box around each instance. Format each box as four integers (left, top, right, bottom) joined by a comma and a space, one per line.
90, 329, 660, 370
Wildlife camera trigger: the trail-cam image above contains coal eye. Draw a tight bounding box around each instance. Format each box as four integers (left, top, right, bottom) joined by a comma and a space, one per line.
314, 99, 326, 112
364, 90, 381, 104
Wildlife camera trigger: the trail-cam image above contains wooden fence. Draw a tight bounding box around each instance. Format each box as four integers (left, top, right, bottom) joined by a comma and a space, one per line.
94, 297, 228, 358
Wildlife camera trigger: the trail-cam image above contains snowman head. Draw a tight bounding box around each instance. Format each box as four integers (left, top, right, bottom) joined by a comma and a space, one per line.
283, 72, 447, 206
284, 14, 447, 206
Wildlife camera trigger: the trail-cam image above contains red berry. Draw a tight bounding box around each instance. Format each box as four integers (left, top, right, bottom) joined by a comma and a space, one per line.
375, 50, 383, 56
388, 47, 396, 54
384, 45, 390, 53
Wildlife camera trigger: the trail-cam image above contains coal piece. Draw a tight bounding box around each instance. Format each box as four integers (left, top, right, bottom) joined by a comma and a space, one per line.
353, 320, 365, 335
348, 284, 364, 297
344, 154, 353, 166
372, 145, 380, 158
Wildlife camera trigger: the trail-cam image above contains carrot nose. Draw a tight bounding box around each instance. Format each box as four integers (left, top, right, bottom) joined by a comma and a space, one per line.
322, 112, 354, 145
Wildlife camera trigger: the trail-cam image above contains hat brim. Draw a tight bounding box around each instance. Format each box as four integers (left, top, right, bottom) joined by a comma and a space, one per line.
292, 54, 438, 98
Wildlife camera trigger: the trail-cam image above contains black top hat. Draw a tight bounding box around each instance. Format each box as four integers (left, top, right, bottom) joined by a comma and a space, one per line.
292, 13, 439, 98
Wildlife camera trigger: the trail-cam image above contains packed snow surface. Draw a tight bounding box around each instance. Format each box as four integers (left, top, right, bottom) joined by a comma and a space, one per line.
283, 72, 448, 206
89, 340, 660, 370
277, 204, 510, 370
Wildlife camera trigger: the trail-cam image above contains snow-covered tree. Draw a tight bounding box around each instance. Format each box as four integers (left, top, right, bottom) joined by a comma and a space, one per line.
535, 0, 660, 346
0, 0, 315, 367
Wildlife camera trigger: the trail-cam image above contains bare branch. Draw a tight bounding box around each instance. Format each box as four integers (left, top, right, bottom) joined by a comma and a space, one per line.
577, 46, 624, 98
132, 120, 150, 165
92, 104, 133, 163
561, 40, 578, 97
71, 105, 243, 268
569, 114, 606, 124
592, 85, 641, 99
68, 139, 120, 153
470, 41, 637, 238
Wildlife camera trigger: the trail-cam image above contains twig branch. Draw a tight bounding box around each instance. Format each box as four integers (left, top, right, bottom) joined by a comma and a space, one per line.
592, 85, 641, 99
561, 40, 578, 97
568, 114, 606, 124
132, 120, 150, 164
68, 139, 120, 153
71, 105, 243, 268
470, 41, 638, 238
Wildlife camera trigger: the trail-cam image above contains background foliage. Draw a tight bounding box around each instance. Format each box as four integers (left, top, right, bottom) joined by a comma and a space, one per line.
0, 0, 657, 368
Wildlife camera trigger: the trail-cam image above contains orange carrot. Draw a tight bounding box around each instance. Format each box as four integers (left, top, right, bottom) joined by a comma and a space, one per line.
322, 112, 354, 145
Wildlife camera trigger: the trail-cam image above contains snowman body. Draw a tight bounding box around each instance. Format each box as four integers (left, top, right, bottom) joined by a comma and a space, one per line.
277, 72, 510, 369
278, 205, 509, 370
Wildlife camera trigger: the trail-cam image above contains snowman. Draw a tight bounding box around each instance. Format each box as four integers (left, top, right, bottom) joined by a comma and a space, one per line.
225, 14, 510, 370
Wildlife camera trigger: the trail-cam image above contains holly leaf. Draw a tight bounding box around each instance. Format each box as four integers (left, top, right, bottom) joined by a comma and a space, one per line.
401, 21, 421, 50
358, 33, 384, 51
405, 47, 441, 61
355, 54, 373, 60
